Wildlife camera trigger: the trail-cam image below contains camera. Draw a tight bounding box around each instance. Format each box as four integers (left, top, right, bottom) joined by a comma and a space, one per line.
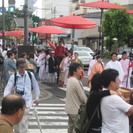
15, 89, 24, 96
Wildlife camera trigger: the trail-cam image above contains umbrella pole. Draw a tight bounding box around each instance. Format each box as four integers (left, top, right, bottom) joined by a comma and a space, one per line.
46, 34, 48, 46
99, 8, 104, 51
72, 29, 75, 50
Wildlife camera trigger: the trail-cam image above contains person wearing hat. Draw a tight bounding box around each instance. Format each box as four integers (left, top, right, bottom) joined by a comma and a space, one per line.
48, 51, 57, 84
4, 58, 40, 133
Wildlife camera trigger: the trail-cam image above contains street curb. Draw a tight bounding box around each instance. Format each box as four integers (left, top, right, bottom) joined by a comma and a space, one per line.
38, 82, 53, 100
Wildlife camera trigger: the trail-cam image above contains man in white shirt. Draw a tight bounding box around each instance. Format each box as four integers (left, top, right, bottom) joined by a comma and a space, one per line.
100, 69, 133, 133
106, 52, 124, 82
4, 58, 40, 133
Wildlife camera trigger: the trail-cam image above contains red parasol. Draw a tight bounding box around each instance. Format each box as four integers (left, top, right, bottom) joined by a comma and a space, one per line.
53, 22, 96, 29
29, 25, 67, 34
0, 32, 9, 36
47, 40, 56, 51
51, 14, 96, 29
6, 30, 24, 37
80, 0, 126, 51
80, 0, 126, 10
51, 14, 96, 48
29, 25, 67, 46
127, 10, 133, 14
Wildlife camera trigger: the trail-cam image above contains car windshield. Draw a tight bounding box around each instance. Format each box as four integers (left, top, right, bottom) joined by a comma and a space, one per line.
78, 47, 92, 52
75, 52, 90, 56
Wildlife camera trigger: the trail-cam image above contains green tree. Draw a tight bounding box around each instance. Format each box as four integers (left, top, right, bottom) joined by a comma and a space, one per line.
102, 9, 132, 51
0, 8, 26, 31
0, 12, 13, 31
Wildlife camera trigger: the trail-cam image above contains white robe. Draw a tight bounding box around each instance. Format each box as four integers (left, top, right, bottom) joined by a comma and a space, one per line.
37, 53, 45, 80
120, 59, 132, 88
106, 60, 124, 83
88, 59, 96, 77
63, 56, 72, 85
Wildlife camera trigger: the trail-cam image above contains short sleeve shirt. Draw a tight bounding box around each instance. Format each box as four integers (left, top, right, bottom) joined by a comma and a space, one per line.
101, 95, 131, 133
0, 118, 13, 133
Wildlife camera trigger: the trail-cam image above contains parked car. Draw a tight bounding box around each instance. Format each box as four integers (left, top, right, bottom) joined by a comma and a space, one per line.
64, 44, 79, 51
73, 51, 93, 66
77, 47, 95, 56
117, 47, 133, 60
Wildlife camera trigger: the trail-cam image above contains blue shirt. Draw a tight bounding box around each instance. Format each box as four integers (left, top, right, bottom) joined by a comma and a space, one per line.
4, 71, 40, 107
4, 58, 16, 82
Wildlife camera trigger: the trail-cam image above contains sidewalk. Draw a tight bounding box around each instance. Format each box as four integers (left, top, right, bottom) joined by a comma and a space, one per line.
0, 82, 53, 103
38, 82, 53, 102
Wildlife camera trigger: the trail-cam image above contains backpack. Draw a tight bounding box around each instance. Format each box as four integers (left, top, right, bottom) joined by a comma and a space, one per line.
74, 97, 99, 133
14, 71, 33, 90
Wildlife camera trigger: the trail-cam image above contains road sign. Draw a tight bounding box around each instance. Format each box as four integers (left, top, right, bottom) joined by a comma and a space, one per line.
0, 7, 6, 13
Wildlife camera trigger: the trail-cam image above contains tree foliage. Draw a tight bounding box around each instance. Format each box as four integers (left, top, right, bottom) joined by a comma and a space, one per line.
102, 9, 133, 50
0, 8, 31, 31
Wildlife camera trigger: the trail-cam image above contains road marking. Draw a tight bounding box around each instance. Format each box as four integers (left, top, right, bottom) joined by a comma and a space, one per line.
0, 103, 68, 133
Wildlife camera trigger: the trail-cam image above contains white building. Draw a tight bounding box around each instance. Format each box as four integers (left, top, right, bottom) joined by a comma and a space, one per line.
42, 0, 70, 19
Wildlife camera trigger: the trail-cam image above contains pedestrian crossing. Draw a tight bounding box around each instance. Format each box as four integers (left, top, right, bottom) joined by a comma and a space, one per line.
28, 103, 68, 133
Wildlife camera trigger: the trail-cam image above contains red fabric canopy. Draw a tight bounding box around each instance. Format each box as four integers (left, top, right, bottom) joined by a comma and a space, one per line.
29, 25, 67, 34
0, 32, 9, 36
53, 22, 96, 29
127, 10, 133, 14
6, 30, 24, 37
51, 14, 96, 29
80, 0, 126, 10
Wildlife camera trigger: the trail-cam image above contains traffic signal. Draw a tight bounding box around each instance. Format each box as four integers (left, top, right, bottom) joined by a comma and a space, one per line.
8, 6, 15, 12
8, 0, 15, 5
8, 0, 15, 13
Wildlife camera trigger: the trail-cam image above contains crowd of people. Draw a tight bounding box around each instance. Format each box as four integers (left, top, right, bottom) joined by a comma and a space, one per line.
0, 41, 133, 133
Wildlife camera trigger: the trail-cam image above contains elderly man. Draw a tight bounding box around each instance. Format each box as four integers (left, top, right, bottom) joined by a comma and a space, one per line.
4, 58, 40, 133
0, 94, 25, 133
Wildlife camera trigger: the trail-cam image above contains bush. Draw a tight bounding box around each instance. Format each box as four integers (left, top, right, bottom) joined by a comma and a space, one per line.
102, 52, 111, 59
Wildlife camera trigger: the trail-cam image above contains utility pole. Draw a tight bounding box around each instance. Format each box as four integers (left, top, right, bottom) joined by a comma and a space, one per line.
2, 0, 5, 47
24, 0, 28, 45
53, 7, 56, 18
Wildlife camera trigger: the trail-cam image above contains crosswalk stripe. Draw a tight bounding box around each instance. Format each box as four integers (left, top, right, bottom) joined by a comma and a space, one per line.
36, 103, 65, 106
28, 103, 68, 133
28, 129, 67, 133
